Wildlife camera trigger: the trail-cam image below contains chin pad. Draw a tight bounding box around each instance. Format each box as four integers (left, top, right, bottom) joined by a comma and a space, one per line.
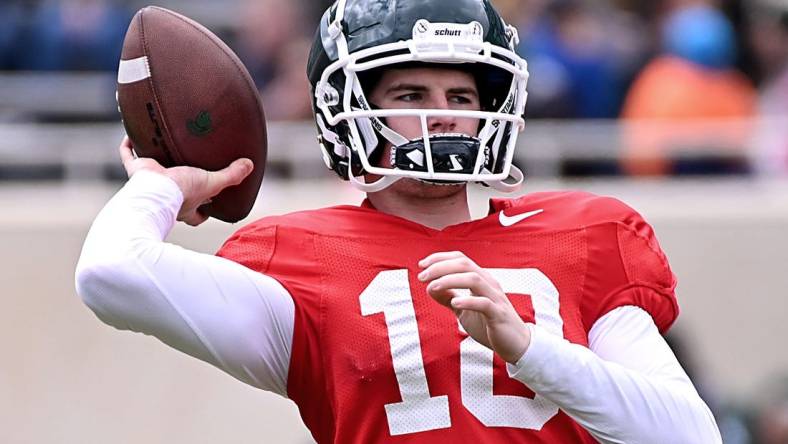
392, 135, 485, 175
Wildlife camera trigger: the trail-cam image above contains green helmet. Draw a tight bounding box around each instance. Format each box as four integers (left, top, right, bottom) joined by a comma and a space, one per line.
307, 0, 529, 192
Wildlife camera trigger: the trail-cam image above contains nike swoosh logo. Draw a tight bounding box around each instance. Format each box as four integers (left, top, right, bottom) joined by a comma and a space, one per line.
499, 209, 544, 227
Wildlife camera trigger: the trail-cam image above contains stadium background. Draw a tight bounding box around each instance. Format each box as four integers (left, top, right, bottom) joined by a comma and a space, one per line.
1, 0, 787, 443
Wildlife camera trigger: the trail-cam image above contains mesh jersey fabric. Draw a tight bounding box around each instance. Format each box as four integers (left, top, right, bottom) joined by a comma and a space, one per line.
216, 190, 678, 443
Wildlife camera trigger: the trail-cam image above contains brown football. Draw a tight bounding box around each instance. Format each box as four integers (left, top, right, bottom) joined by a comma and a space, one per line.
117, 6, 266, 223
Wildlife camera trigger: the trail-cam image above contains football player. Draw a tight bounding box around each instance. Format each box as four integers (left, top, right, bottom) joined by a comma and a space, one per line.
76, 0, 722, 442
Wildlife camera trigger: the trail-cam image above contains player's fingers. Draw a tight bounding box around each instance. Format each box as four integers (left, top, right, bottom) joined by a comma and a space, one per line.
179, 209, 209, 227
418, 251, 467, 269
451, 296, 497, 318
206, 158, 253, 194
123, 135, 134, 148
119, 137, 136, 173
426, 272, 504, 305
426, 285, 460, 308
418, 256, 481, 283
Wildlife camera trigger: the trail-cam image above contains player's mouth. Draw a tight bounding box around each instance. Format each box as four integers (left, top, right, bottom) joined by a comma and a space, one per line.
391, 134, 485, 179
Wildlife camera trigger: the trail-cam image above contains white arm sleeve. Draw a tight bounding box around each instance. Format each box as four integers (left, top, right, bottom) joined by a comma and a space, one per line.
508, 305, 721, 444
75, 171, 294, 397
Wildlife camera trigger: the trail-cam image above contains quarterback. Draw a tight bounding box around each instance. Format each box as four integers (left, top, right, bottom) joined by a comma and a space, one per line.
76, 0, 722, 442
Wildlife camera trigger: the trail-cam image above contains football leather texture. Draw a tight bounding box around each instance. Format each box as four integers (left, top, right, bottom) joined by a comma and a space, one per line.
117, 6, 266, 223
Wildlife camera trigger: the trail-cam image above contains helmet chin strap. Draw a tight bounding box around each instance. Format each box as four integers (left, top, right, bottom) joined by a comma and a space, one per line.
349, 172, 401, 193
348, 165, 523, 194
341, 136, 399, 192
484, 164, 524, 193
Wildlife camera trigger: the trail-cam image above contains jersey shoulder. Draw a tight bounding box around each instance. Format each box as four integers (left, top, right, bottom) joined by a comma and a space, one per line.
216, 205, 367, 270
501, 190, 668, 275
496, 191, 678, 331
494, 190, 648, 232
229, 204, 370, 237
215, 203, 411, 273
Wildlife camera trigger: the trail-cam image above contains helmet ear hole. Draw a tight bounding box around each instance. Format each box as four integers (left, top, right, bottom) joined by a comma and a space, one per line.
357, 68, 385, 96
472, 63, 514, 112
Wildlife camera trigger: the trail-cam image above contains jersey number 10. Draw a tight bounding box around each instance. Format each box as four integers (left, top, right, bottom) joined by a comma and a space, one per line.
360, 268, 563, 436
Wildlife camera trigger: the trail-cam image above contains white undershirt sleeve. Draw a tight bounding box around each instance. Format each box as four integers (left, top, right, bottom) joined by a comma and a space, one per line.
508, 305, 721, 444
75, 171, 295, 397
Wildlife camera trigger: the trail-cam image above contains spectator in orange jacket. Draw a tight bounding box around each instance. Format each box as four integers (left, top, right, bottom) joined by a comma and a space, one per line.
620, 4, 757, 176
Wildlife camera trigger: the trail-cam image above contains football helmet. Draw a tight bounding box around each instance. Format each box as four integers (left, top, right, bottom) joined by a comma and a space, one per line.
307, 0, 529, 192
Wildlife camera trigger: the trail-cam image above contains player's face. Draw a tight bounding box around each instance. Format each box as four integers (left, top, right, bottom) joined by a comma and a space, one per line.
369, 67, 481, 145
366, 67, 480, 199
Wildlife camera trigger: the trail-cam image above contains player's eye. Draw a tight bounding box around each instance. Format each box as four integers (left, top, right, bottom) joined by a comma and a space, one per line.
449, 95, 473, 105
396, 93, 422, 102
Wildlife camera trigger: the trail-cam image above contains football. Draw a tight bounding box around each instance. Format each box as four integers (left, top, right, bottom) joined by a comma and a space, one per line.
116, 6, 267, 223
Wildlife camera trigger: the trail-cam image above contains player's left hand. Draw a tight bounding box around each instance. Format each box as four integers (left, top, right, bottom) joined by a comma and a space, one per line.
418, 251, 531, 364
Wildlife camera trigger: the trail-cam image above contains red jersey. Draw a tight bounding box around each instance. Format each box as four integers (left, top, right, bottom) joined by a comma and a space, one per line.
217, 191, 678, 443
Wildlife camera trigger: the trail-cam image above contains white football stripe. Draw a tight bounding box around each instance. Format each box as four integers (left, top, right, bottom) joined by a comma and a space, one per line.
117, 56, 151, 84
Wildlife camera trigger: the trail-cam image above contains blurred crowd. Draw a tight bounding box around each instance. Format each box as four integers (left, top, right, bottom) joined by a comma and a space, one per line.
666, 330, 788, 444
1, 0, 787, 177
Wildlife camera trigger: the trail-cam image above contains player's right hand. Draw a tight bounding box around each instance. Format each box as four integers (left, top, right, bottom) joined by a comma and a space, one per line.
118, 136, 253, 226
418, 251, 531, 365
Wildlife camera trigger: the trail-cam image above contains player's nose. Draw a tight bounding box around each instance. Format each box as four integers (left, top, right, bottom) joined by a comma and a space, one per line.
427, 96, 456, 134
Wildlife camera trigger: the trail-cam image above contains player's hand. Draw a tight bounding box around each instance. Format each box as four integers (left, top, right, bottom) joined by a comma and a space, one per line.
118, 136, 253, 226
418, 251, 531, 364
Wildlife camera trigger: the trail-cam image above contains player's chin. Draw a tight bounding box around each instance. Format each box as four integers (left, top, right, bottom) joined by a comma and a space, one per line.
397, 177, 467, 199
